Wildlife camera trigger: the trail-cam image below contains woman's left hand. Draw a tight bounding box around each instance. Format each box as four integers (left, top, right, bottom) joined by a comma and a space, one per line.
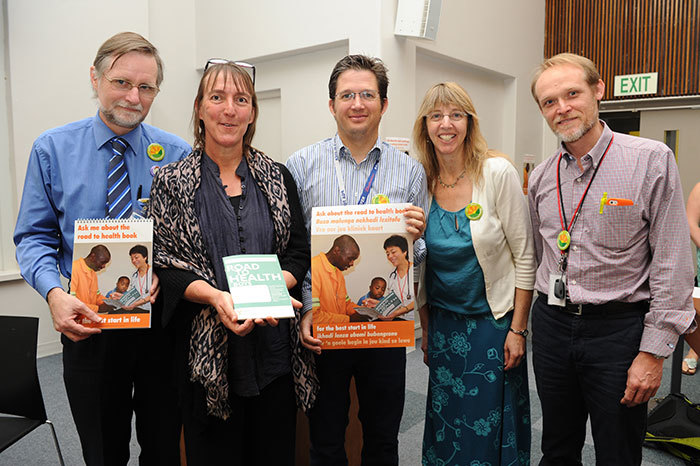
503, 331, 526, 371
403, 205, 426, 242
378, 306, 405, 321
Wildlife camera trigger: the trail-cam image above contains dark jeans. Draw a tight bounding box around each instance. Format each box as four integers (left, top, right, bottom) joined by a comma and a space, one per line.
309, 347, 406, 466
531, 295, 647, 466
62, 324, 180, 466
182, 372, 296, 466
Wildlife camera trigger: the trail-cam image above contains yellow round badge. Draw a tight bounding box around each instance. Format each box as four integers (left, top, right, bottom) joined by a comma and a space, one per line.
147, 143, 164, 161
465, 202, 483, 220
557, 230, 571, 251
371, 194, 389, 204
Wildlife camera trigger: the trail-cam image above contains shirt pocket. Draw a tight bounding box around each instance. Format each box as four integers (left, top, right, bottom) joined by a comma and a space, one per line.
591, 203, 643, 250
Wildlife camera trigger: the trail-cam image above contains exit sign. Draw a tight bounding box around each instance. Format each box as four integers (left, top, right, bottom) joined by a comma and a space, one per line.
614, 72, 658, 97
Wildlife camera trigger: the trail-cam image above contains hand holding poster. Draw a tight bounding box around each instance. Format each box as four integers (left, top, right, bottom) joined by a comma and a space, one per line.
72, 218, 153, 329
311, 203, 415, 349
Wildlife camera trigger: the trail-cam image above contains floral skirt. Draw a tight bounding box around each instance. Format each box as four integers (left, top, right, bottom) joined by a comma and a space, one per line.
422, 308, 530, 465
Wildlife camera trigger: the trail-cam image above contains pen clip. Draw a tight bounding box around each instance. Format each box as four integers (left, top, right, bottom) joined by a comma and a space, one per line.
599, 192, 608, 214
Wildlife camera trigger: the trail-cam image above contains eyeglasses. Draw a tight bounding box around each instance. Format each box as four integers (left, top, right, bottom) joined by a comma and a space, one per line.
335, 90, 379, 102
103, 75, 159, 99
426, 111, 469, 123
205, 59, 256, 85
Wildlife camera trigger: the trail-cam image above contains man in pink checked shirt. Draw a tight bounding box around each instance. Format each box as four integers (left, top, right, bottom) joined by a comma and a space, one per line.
528, 52, 696, 465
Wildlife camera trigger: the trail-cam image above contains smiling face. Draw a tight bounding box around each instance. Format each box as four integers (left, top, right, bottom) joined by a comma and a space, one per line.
197, 72, 255, 155
385, 245, 408, 268
91, 51, 159, 135
130, 252, 147, 270
426, 104, 469, 158
329, 69, 387, 143
534, 63, 605, 146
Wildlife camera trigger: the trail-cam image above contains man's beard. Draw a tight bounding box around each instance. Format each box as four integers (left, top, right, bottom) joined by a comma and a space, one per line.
556, 116, 596, 143
101, 101, 145, 129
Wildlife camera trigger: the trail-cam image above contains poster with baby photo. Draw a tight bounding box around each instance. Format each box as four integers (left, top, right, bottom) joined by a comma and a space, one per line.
71, 218, 153, 329
311, 203, 415, 350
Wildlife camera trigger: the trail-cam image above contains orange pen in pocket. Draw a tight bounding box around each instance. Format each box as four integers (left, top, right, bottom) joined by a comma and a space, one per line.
606, 198, 634, 206
599, 192, 634, 213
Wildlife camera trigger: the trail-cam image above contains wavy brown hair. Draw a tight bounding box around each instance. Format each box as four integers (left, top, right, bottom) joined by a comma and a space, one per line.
192, 63, 258, 153
413, 82, 505, 194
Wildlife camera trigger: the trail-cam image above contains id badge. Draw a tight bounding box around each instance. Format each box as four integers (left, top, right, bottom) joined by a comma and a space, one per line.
548, 273, 566, 307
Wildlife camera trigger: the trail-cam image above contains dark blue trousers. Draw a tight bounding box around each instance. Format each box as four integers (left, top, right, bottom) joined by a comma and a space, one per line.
309, 347, 406, 466
531, 295, 647, 466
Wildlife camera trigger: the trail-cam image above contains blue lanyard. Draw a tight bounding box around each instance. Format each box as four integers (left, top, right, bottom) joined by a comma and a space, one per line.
333, 146, 380, 206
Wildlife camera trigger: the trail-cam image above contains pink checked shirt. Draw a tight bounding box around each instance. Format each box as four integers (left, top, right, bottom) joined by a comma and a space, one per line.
528, 122, 695, 357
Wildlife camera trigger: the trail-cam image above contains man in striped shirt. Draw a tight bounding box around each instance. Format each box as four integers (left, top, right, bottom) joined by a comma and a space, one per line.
287, 54, 428, 465
528, 52, 695, 465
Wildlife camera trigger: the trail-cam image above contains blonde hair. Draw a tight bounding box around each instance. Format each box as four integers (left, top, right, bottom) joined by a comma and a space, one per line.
530, 53, 601, 105
413, 82, 505, 193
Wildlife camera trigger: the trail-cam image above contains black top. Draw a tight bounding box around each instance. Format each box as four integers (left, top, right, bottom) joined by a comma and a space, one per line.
157, 162, 309, 412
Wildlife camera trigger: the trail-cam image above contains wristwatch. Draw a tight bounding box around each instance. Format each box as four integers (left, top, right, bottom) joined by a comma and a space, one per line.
509, 327, 529, 337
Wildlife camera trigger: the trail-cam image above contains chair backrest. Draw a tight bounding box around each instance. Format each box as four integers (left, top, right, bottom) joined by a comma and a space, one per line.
0, 316, 47, 421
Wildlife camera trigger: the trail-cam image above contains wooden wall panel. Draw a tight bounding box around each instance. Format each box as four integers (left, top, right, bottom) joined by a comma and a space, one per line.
545, 0, 700, 100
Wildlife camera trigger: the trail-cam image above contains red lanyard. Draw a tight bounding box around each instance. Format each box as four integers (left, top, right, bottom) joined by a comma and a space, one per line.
556, 135, 614, 239
396, 269, 409, 302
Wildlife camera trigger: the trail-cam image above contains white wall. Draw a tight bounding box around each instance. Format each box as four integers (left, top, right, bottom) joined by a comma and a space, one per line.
0, 0, 17, 274
254, 89, 282, 161
253, 42, 348, 160
639, 108, 700, 203
192, 0, 546, 164
1, 0, 547, 356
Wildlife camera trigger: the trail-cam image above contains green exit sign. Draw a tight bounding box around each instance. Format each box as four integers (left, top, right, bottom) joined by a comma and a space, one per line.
614, 72, 658, 97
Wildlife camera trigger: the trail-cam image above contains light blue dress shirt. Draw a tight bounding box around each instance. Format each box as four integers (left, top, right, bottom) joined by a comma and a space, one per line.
14, 113, 191, 299
286, 134, 429, 312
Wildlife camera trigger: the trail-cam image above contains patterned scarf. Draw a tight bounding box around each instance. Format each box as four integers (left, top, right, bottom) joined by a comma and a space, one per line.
148, 148, 318, 419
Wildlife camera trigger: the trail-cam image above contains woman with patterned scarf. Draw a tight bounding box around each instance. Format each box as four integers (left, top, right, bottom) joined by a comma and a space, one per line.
147, 61, 317, 465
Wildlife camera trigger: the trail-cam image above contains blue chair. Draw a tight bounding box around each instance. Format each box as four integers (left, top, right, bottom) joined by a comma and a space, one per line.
0, 315, 65, 465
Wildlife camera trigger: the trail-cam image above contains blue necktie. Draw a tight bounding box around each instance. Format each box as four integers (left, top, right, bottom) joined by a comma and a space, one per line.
107, 137, 133, 219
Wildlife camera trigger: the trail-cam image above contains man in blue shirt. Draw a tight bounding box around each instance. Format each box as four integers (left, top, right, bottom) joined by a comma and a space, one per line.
14, 32, 190, 465
287, 54, 428, 466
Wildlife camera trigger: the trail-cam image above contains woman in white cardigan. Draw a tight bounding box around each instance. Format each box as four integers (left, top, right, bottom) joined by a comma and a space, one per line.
414, 82, 536, 465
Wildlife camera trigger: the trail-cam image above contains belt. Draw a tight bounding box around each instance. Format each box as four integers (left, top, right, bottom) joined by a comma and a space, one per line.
539, 294, 649, 316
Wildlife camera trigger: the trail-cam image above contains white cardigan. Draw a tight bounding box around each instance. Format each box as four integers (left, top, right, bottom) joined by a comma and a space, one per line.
419, 156, 536, 320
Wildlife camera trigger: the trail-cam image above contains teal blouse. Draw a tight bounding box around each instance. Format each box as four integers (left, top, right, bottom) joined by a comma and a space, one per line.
425, 201, 491, 315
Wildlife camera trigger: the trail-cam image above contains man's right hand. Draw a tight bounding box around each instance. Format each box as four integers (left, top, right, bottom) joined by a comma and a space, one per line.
47, 287, 102, 342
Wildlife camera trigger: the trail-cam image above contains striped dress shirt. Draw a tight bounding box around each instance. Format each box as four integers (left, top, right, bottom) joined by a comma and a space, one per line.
287, 134, 429, 312
528, 121, 695, 357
